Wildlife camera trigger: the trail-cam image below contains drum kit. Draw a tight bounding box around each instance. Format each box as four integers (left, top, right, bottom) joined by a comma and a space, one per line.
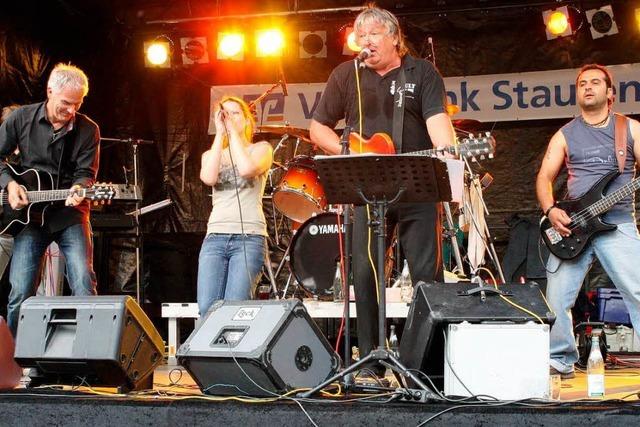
256, 125, 340, 298
258, 109, 500, 299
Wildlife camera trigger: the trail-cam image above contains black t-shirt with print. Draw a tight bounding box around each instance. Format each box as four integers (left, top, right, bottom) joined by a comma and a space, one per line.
313, 54, 446, 154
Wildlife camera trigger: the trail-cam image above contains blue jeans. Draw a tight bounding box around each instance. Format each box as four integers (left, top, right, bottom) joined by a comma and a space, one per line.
546, 222, 640, 373
197, 233, 266, 316
6, 223, 97, 336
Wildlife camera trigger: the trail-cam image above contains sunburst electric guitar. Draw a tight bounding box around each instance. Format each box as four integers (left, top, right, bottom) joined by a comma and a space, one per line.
347, 132, 495, 159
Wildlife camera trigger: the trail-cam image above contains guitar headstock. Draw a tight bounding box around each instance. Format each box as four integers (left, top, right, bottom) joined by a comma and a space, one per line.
87, 183, 142, 201
457, 132, 495, 161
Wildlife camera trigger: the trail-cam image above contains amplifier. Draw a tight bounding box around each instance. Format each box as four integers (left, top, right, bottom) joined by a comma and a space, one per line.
399, 281, 555, 390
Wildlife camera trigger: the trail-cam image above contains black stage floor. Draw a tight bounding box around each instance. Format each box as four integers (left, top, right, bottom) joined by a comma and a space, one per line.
2, 363, 640, 427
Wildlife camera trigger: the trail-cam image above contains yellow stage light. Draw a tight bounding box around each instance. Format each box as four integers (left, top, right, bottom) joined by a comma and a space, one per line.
342, 27, 361, 55
547, 12, 569, 35
144, 40, 171, 68
218, 33, 245, 60
543, 7, 573, 40
256, 29, 284, 57
635, 8, 640, 32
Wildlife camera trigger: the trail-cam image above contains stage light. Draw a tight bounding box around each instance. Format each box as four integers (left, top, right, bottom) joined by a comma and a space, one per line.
543, 7, 572, 40
586, 5, 618, 39
217, 32, 245, 60
144, 38, 172, 68
342, 26, 361, 55
299, 31, 327, 59
636, 8, 640, 32
180, 37, 209, 65
256, 29, 284, 57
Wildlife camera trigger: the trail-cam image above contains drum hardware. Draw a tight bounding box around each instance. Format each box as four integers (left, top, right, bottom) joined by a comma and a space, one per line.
443, 202, 467, 279
460, 153, 505, 283
257, 125, 311, 144
272, 134, 289, 157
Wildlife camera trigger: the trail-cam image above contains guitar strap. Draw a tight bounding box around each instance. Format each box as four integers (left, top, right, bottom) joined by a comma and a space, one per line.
614, 113, 628, 174
391, 64, 406, 153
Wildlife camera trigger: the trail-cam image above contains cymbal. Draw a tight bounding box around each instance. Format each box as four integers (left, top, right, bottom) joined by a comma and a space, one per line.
452, 119, 482, 129
256, 125, 311, 142
445, 103, 460, 116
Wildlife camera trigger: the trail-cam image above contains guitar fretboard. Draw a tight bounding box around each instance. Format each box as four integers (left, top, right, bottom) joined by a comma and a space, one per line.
584, 177, 640, 218
0, 189, 81, 205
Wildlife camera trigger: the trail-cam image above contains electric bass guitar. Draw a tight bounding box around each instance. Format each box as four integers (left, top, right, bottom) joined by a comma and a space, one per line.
540, 170, 640, 260
347, 132, 495, 159
0, 165, 141, 236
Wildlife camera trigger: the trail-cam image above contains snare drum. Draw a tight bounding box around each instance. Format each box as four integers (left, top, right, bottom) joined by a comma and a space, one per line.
290, 212, 344, 297
273, 155, 326, 223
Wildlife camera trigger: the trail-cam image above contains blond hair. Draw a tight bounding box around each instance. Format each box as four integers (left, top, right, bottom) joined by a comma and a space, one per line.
219, 96, 255, 144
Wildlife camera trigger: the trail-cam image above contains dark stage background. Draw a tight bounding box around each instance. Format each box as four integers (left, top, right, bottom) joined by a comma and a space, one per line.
1, 0, 639, 323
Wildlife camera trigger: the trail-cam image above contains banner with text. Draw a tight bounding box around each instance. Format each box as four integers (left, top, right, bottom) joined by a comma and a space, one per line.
209, 63, 640, 134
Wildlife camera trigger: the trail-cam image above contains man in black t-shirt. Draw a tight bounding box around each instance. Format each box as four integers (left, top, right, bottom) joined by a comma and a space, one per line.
311, 6, 455, 375
0, 63, 100, 336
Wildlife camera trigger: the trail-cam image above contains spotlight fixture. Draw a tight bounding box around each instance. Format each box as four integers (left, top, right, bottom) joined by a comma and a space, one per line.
299, 31, 327, 59
217, 32, 245, 60
586, 5, 618, 39
256, 29, 285, 57
543, 6, 572, 40
144, 36, 173, 68
341, 26, 361, 55
180, 37, 209, 65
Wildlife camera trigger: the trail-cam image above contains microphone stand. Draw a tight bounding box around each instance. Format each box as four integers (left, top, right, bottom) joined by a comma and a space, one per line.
100, 137, 153, 304
338, 126, 353, 388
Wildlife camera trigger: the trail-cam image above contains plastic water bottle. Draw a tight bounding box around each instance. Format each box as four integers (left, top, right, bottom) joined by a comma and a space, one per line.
587, 334, 605, 398
399, 259, 413, 303
332, 262, 344, 302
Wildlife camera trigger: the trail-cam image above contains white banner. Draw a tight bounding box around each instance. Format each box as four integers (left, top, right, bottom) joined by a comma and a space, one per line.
209, 63, 640, 134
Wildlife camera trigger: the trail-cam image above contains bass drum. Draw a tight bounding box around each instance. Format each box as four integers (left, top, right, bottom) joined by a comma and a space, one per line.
290, 212, 344, 297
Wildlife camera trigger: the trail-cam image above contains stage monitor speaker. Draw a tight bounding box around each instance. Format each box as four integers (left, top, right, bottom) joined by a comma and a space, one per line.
398, 281, 555, 389
0, 316, 21, 390
177, 300, 340, 397
14, 296, 164, 391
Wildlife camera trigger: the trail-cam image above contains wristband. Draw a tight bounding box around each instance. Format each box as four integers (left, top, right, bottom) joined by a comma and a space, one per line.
544, 205, 556, 217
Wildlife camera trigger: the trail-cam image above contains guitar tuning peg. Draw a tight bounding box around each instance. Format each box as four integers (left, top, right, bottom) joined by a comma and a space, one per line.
489, 153, 494, 159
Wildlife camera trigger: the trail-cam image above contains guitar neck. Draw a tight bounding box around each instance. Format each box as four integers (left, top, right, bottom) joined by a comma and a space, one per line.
589, 176, 640, 217
0, 189, 81, 205
409, 146, 456, 157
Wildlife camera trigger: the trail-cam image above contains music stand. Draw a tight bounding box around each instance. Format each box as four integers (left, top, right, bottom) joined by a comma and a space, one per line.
300, 154, 451, 399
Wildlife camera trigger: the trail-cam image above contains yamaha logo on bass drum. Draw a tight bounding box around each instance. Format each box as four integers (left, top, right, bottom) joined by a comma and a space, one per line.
308, 223, 345, 236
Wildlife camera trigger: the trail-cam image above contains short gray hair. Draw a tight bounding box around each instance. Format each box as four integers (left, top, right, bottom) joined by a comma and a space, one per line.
354, 5, 408, 56
47, 63, 89, 97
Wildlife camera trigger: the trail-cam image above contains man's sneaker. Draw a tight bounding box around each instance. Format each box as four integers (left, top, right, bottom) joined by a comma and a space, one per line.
550, 366, 575, 380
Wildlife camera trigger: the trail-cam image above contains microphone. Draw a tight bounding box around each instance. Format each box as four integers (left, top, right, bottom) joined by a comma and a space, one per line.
356, 48, 372, 68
